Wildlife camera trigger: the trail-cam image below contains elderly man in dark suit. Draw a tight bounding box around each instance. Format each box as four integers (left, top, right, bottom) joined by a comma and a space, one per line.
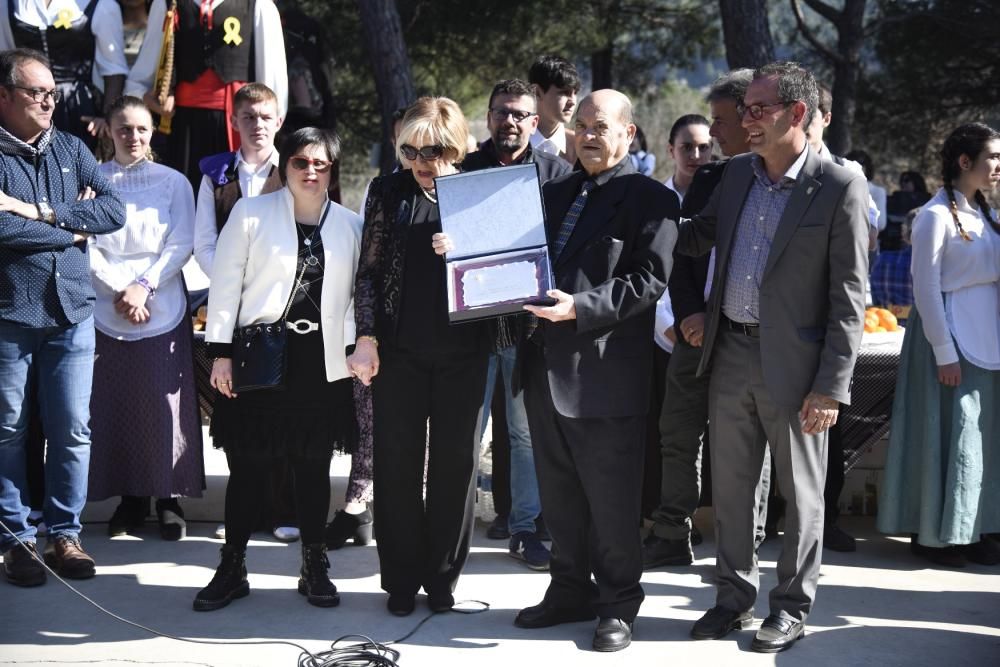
513, 89, 678, 652
676, 62, 869, 653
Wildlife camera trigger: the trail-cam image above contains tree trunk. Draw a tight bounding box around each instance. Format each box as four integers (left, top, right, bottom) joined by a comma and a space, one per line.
591, 44, 614, 90
826, 0, 866, 155
357, 0, 415, 175
719, 0, 775, 69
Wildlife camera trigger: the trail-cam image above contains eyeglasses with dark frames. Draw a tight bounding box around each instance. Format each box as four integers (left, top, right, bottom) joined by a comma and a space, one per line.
4, 85, 62, 104
488, 108, 537, 124
399, 144, 445, 161
736, 100, 792, 120
289, 156, 333, 172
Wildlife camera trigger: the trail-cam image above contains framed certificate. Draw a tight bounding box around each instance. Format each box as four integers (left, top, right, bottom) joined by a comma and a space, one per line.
436, 163, 554, 322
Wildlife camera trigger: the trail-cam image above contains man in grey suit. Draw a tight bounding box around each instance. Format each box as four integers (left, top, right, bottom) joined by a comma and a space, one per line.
675, 62, 869, 653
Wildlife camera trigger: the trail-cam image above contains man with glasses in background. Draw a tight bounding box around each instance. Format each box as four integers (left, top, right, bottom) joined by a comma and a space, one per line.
462, 79, 570, 570
676, 62, 868, 653
0, 48, 124, 587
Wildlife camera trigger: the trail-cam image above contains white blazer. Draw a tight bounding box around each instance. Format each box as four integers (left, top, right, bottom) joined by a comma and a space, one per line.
206, 188, 362, 382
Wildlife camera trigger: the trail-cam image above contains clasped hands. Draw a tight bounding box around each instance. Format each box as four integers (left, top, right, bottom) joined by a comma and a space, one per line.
114, 283, 151, 324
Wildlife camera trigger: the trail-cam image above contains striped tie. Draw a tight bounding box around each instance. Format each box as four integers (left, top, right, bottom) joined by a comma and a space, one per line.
551, 179, 595, 260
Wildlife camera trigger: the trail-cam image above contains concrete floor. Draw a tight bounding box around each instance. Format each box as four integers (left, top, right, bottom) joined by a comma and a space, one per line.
2, 443, 999, 667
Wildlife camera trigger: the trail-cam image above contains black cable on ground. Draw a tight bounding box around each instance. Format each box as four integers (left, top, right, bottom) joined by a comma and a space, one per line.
0, 518, 489, 666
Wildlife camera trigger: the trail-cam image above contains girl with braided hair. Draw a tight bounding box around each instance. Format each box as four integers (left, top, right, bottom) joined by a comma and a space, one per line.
878, 122, 1000, 567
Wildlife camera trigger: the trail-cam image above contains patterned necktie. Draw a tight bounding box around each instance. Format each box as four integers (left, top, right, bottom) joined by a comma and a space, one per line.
526, 180, 596, 342
551, 179, 595, 260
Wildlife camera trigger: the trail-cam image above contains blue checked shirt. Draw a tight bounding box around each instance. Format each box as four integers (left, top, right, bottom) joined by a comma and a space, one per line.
722, 151, 807, 324
0, 130, 125, 327
870, 246, 914, 311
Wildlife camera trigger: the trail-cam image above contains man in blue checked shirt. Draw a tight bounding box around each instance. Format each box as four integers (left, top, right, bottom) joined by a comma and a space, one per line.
0, 48, 124, 588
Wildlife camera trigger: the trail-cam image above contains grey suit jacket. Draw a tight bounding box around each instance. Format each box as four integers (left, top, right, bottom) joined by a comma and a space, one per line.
675, 147, 869, 408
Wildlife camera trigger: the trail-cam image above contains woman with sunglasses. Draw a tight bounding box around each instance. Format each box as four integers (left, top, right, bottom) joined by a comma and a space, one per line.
194, 127, 363, 611
878, 122, 1000, 567
349, 96, 489, 616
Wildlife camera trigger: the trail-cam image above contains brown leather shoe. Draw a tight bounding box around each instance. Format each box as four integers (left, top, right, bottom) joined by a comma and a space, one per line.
44, 536, 96, 579
3, 542, 46, 587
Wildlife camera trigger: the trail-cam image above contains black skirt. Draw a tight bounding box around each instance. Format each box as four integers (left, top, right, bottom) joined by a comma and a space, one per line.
210, 326, 356, 461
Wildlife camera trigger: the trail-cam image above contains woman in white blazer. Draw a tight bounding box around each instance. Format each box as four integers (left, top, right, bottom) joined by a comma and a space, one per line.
194, 128, 362, 611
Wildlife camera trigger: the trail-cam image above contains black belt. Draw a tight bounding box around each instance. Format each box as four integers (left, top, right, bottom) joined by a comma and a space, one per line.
721, 315, 760, 338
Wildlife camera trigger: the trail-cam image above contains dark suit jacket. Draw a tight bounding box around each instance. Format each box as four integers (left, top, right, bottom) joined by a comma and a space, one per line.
675, 148, 869, 407
527, 158, 679, 419
669, 159, 727, 340
462, 139, 573, 183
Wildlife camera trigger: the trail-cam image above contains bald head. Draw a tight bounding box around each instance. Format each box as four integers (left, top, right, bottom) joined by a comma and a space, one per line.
573, 89, 636, 175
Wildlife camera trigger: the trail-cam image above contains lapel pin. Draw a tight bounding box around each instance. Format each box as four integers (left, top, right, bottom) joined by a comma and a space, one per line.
806, 186, 814, 195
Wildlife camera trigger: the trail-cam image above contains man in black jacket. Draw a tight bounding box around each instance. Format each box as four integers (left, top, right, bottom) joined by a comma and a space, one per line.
463, 79, 571, 570
643, 68, 754, 568
514, 89, 677, 652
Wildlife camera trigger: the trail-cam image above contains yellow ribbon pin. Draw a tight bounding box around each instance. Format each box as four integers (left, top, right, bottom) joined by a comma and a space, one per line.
53, 8, 73, 29
222, 16, 242, 45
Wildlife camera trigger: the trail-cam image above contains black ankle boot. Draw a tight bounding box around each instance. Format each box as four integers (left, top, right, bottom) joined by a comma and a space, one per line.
299, 543, 340, 607
325, 509, 374, 550
155, 498, 186, 541
108, 496, 149, 537
193, 545, 250, 611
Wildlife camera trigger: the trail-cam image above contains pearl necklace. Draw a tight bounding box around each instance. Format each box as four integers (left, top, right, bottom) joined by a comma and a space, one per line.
420, 187, 438, 204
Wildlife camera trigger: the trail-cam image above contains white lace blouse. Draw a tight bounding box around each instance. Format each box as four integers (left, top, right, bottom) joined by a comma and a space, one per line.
89, 160, 195, 341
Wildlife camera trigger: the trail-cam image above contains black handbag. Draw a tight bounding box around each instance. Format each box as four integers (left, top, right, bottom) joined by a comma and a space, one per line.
230, 204, 330, 392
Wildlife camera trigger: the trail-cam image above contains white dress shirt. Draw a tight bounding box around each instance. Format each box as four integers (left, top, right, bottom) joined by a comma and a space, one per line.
530, 122, 567, 158
869, 181, 888, 232
0, 0, 129, 90
125, 0, 288, 116
193, 148, 279, 276
89, 160, 195, 340
911, 188, 1000, 370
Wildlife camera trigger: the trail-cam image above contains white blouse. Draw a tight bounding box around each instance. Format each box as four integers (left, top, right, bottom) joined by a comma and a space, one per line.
89, 160, 195, 341
0, 0, 129, 88
125, 0, 288, 116
910, 188, 1000, 370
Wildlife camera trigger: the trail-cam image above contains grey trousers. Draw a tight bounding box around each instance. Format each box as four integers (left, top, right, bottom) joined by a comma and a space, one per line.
708, 328, 827, 622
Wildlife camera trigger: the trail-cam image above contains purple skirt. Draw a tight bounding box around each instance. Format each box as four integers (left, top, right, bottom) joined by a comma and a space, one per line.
87, 318, 205, 500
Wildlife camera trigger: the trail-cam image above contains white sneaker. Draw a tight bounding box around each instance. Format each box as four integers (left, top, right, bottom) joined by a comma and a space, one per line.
272, 526, 300, 543
213, 524, 226, 540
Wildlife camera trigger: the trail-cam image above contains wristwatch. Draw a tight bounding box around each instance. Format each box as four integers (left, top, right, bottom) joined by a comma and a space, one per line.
36, 202, 55, 224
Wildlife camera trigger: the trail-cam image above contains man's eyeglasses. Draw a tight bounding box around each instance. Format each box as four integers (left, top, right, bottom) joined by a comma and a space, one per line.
399, 144, 444, 161
489, 108, 536, 124
4, 85, 62, 104
289, 156, 333, 172
736, 101, 791, 120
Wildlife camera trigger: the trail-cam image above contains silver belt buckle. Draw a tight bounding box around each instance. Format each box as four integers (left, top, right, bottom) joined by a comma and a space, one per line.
286, 319, 319, 334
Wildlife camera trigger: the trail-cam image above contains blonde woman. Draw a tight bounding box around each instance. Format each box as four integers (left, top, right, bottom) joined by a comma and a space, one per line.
349, 97, 489, 616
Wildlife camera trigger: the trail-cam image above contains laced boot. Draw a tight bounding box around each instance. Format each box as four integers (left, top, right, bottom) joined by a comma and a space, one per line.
193, 545, 249, 611
298, 543, 340, 607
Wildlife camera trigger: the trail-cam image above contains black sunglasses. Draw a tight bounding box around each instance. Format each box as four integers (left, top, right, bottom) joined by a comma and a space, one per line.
400, 144, 445, 161
289, 156, 332, 172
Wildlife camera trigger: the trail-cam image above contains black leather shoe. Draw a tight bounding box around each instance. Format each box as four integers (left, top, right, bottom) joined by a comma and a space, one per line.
486, 514, 510, 540
593, 618, 632, 652
325, 509, 374, 550
642, 534, 693, 569
751, 615, 805, 653
824, 524, 856, 552
387, 593, 415, 616
514, 600, 596, 629
427, 590, 454, 613
690, 606, 753, 640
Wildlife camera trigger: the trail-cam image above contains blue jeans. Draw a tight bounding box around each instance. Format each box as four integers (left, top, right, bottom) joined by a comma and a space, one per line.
0, 318, 94, 550
480, 345, 540, 535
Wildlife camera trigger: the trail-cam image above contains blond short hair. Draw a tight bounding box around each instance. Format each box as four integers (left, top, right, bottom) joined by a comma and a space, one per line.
396, 96, 469, 165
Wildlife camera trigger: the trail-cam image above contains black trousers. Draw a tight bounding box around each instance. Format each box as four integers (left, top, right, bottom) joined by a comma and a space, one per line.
641, 345, 670, 518
523, 345, 645, 621
489, 371, 512, 517
372, 346, 488, 596
224, 452, 331, 548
